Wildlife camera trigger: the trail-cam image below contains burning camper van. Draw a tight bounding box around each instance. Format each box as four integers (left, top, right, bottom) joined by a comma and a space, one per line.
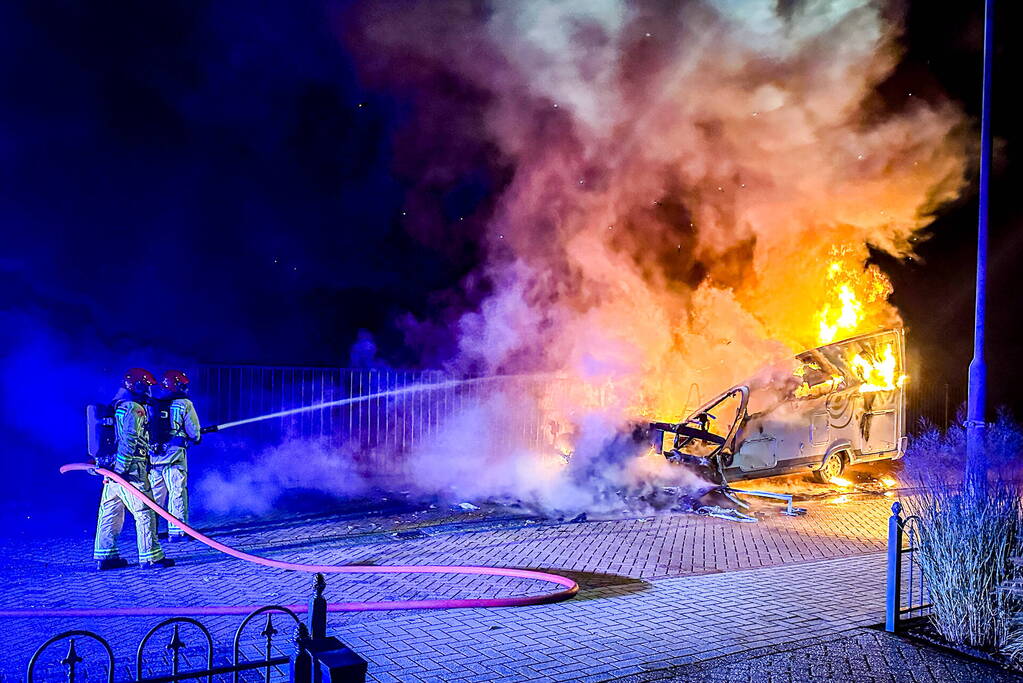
650, 328, 907, 485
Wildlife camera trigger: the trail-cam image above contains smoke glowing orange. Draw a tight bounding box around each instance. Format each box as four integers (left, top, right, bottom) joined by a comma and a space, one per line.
357, 0, 967, 458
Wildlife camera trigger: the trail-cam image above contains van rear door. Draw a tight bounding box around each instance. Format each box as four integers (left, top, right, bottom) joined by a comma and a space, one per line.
858, 329, 905, 455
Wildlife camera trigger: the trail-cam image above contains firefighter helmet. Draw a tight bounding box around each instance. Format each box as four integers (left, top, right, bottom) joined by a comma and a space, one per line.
123, 368, 157, 395
161, 369, 190, 393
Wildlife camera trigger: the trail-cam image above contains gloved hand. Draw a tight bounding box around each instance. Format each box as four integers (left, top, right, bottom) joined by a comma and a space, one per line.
168, 435, 192, 449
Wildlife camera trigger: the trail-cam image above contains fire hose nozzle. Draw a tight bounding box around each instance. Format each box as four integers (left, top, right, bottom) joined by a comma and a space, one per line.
200, 425, 219, 434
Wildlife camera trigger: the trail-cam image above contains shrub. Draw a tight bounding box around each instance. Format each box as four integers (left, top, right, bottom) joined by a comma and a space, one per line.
903, 411, 1023, 653
903, 408, 1023, 487
910, 481, 1022, 651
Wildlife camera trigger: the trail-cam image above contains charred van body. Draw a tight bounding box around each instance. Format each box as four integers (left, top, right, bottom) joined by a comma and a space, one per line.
651, 328, 907, 485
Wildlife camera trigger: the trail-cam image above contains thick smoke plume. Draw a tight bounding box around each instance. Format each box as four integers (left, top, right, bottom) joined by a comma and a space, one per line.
356, 0, 966, 408
201, 1, 969, 515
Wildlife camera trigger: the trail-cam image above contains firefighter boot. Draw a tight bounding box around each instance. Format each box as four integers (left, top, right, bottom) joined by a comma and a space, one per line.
96, 557, 130, 571
141, 558, 176, 569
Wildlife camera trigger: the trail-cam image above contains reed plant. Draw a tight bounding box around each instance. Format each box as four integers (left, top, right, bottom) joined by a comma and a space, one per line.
1004, 614, 1023, 667
910, 481, 1021, 651
903, 411, 1023, 654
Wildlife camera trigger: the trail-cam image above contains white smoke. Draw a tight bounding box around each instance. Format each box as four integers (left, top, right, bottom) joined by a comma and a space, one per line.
197, 438, 372, 515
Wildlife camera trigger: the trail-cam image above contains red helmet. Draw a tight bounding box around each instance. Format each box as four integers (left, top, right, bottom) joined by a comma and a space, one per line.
162, 369, 190, 393
124, 368, 157, 394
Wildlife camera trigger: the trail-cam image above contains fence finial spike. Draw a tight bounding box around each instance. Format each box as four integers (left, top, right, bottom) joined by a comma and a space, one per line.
892, 500, 903, 516
61, 637, 83, 666
314, 572, 326, 598
166, 623, 186, 653
261, 612, 278, 638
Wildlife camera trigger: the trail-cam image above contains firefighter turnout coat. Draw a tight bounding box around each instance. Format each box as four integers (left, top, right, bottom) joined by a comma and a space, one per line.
149, 396, 200, 537
93, 391, 165, 563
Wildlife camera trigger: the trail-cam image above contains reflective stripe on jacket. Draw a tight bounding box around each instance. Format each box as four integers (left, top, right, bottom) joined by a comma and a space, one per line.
114, 399, 149, 470
152, 398, 201, 466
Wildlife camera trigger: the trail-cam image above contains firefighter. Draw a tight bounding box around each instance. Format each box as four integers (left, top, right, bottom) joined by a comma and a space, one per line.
149, 369, 201, 542
93, 368, 175, 570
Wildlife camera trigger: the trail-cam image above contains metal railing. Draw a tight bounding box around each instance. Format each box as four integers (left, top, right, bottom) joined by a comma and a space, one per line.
195, 366, 953, 449
194, 366, 603, 460
885, 501, 932, 632
905, 382, 965, 433
27, 575, 364, 682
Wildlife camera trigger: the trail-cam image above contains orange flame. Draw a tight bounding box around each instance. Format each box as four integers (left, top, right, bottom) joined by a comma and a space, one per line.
850, 344, 906, 392
793, 365, 845, 398
814, 246, 894, 346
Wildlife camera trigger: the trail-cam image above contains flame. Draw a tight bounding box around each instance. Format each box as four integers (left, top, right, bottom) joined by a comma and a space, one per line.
793, 370, 845, 399
814, 246, 894, 346
553, 433, 575, 458
880, 476, 897, 488
818, 285, 861, 345
831, 495, 851, 504
850, 344, 907, 392
829, 476, 854, 488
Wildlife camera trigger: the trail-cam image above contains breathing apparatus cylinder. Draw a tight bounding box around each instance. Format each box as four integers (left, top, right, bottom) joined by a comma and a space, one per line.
85, 404, 117, 466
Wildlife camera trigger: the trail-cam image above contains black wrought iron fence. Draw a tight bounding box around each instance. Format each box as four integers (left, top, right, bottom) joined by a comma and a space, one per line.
28, 610, 297, 683
27, 575, 365, 682
885, 501, 932, 632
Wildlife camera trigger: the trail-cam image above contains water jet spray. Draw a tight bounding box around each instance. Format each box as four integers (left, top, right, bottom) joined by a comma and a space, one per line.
199, 375, 531, 434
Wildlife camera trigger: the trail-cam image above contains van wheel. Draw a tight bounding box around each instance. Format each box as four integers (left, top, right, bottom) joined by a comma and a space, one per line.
813, 452, 846, 483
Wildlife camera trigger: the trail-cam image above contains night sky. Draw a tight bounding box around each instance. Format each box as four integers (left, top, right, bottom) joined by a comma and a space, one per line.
1, 0, 1021, 404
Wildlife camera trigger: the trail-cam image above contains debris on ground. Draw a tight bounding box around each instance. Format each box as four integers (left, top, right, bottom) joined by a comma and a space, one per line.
456, 502, 480, 511
569, 513, 587, 523
697, 505, 757, 523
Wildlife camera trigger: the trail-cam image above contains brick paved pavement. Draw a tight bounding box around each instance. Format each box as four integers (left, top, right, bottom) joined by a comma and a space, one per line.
332, 552, 891, 682
620, 628, 1023, 682
2, 492, 909, 681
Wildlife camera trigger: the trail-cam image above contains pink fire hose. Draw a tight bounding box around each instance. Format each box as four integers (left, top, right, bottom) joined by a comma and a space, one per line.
0, 464, 578, 618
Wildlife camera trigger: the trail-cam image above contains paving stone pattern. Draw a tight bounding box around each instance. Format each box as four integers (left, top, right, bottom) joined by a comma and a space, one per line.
1, 493, 905, 681
620, 628, 1023, 683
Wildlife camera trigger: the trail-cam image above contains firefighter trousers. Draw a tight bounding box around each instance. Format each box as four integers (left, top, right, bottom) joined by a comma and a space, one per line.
149, 462, 188, 537
93, 465, 165, 563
